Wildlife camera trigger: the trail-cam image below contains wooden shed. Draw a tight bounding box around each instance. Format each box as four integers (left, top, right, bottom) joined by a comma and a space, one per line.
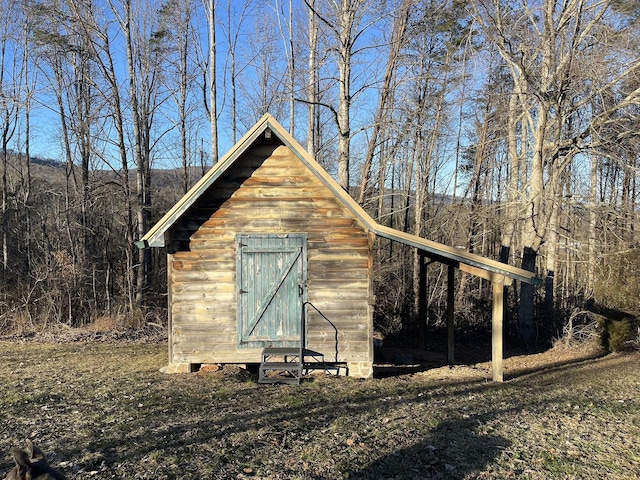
137, 114, 541, 381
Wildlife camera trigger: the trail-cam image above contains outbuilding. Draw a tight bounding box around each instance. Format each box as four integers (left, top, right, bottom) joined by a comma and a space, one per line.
137, 114, 540, 381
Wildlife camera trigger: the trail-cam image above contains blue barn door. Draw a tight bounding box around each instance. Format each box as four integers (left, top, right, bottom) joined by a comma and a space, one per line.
237, 234, 307, 349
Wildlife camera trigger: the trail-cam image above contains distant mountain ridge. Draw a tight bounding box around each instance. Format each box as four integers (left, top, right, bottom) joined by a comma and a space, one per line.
4, 149, 64, 169
31, 156, 65, 168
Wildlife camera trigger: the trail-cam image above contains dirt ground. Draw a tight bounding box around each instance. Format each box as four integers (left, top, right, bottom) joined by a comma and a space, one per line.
373, 327, 608, 382
1, 324, 607, 382
0, 333, 637, 479
413, 344, 606, 380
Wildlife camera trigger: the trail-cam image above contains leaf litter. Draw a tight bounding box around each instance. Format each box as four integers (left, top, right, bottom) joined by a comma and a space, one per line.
0, 339, 638, 479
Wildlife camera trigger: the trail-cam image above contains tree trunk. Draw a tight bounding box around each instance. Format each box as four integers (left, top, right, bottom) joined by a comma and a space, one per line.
0, 29, 17, 271
519, 247, 537, 344
357, 0, 411, 205
306, 0, 318, 158
587, 154, 599, 298
288, 0, 295, 135
545, 194, 560, 336
122, 0, 152, 305
336, 0, 353, 191
208, 0, 218, 164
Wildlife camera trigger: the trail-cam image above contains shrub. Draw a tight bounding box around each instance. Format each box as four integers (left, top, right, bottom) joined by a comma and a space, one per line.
597, 317, 636, 352
593, 249, 640, 316
552, 310, 600, 349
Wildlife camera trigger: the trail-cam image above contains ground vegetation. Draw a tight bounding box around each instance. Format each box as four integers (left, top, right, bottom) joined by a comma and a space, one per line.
0, 338, 638, 479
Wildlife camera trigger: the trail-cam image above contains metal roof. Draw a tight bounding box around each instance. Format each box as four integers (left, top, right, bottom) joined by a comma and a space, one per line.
137, 114, 541, 286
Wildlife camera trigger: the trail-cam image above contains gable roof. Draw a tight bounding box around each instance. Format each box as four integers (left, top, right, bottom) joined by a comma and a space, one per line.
137, 114, 541, 286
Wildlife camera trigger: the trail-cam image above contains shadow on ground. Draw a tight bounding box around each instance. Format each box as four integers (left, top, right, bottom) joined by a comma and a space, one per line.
348, 417, 508, 479
374, 327, 607, 381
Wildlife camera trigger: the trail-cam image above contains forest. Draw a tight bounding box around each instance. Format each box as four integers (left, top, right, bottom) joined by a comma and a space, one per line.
1, 0, 639, 347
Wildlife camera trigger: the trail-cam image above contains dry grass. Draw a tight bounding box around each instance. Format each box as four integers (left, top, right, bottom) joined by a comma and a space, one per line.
0, 340, 639, 479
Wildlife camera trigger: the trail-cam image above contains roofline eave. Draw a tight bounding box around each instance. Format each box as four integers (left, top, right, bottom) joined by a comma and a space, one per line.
374, 225, 542, 285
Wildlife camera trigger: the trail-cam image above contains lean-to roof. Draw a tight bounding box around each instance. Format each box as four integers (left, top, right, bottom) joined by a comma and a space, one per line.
137, 114, 541, 286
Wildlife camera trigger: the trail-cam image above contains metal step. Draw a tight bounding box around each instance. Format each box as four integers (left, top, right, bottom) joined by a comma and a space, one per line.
260, 362, 302, 370
259, 362, 303, 384
258, 347, 328, 384
258, 348, 303, 384
257, 376, 301, 385
261, 347, 301, 362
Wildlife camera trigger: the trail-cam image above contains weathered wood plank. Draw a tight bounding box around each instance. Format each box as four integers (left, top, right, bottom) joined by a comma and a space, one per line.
175, 244, 235, 253
308, 250, 370, 261
299, 238, 371, 250
492, 281, 504, 382
305, 337, 371, 351
306, 332, 370, 345
309, 259, 371, 271
171, 261, 232, 270
172, 348, 263, 364
171, 312, 235, 325
305, 308, 370, 321
171, 264, 233, 275
307, 292, 370, 305
307, 279, 370, 290
171, 291, 235, 303
171, 250, 229, 261
214, 186, 336, 200
227, 159, 309, 174
170, 304, 217, 314
171, 315, 235, 327
305, 341, 370, 357
171, 258, 235, 270
202, 216, 356, 229
173, 322, 236, 333
194, 195, 350, 212
191, 222, 363, 238
304, 269, 369, 281
171, 282, 235, 294
171, 273, 234, 284
232, 175, 316, 187
186, 240, 238, 252
165, 136, 374, 375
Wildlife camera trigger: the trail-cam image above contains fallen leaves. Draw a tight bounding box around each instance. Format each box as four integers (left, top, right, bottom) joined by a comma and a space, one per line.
0, 342, 639, 479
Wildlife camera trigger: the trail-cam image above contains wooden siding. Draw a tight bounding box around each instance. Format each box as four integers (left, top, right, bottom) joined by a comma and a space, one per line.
167, 139, 373, 366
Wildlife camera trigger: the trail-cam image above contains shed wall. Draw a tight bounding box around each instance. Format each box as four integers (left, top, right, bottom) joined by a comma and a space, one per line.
166, 140, 373, 368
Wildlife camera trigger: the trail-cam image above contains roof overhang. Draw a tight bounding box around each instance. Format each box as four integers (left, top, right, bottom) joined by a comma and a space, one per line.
374, 225, 541, 286
137, 114, 542, 286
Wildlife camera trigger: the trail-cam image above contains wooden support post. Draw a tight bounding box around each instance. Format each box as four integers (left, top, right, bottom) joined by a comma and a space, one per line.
419, 252, 427, 349
447, 264, 455, 365
492, 280, 504, 382
167, 254, 174, 365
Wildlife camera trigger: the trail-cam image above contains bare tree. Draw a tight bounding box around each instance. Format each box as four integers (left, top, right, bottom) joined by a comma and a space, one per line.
306, 0, 320, 158
156, 0, 199, 193
20, 14, 36, 276
220, 0, 253, 144
204, 0, 218, 164
238, 13, 289, 125
0, 0, 20, 272
305, 0, 368, 191
471, 0, 640, 343
74, 1, 139, 311
357, 0, 412, 206
107, 0, 165, 304
272, 0, 297, 134
29, 0, 99, 285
